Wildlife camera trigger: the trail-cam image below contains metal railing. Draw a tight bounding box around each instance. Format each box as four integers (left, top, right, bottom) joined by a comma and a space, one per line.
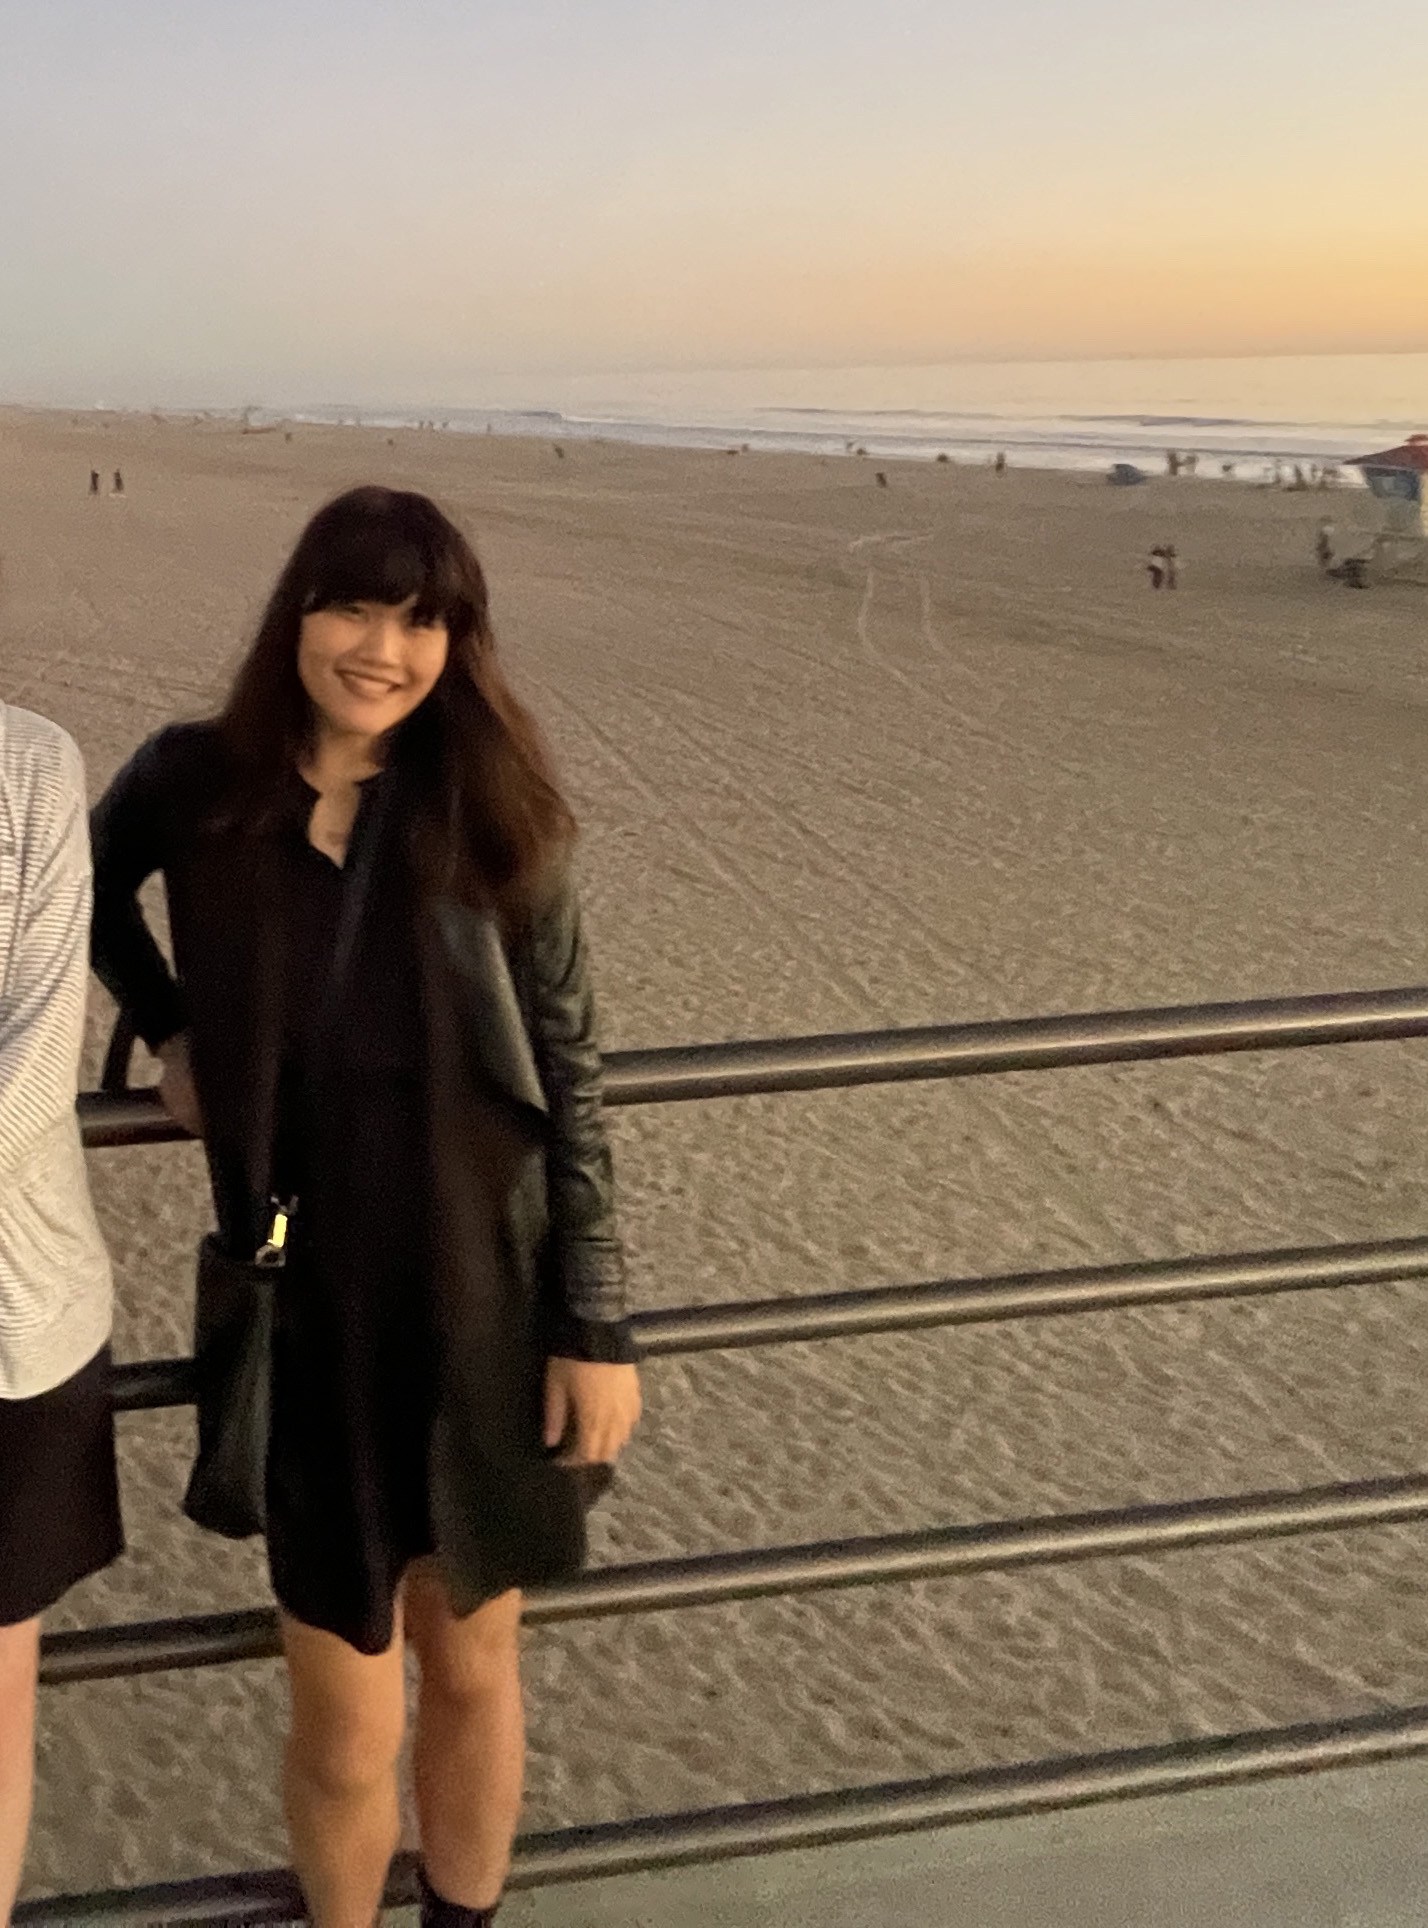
20, 985, 1428, 1924
79, 984, 1428, 1143
38, 1470, 1428, 1687
20, 1705, 1428, 1924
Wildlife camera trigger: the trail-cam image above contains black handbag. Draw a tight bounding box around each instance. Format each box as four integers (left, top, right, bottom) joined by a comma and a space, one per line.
180, 779, 389, 1540
181, 1227, 287, 1538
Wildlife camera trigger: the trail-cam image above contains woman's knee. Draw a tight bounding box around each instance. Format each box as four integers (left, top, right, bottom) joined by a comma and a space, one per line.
287, 1698, 406, 1801
281, 1619, 406, 1799
408, 1581, 522, 1704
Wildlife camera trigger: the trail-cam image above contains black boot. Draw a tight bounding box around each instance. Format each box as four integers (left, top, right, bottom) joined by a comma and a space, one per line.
417, 1864, 500, 1927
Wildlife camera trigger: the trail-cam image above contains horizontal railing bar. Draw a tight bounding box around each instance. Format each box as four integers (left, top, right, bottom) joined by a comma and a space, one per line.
633, 1235, 1428, 1356
110, 1357, 197, 1412
77, 985, 1428, 1145
40, 1471, 1428, 1684
19, 1700, 1428, 1922
79, 1089, 183, 1149
108, 1236, 1428, 1414
528, 1471, 1428, 1621
603, 986, 1428, 1105
40, 1608, 278, 1684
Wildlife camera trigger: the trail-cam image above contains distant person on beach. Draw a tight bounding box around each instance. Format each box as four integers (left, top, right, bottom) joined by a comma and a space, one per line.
111, 470, 124, 496
90, 486, 640, 1928
994, 450, 1007, 473
1147, 544, 1174, 589
1163, 542, 1179, 588
88, 469, 100, 495
1166, 450, 1181, 477
0, 700, 122, 1921
1316, 520, 1336, 572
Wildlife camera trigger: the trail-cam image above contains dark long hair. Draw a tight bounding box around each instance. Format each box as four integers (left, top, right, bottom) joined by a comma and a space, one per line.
215, 486, 575, 922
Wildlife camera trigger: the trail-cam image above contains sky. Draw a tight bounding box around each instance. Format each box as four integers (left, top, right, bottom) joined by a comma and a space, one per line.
1, 0, 1425, 408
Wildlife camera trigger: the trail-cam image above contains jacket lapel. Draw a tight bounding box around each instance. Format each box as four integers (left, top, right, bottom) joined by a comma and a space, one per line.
426, 897, 550, 1131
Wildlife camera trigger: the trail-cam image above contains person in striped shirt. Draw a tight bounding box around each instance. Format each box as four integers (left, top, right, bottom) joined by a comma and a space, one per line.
0, 701, 122, 1922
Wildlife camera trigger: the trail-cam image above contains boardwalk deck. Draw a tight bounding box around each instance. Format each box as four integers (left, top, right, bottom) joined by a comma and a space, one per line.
426, 1756, 1428, 1928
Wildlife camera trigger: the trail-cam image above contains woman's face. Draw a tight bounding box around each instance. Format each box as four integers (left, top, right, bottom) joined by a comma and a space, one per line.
298, 595, 449, 743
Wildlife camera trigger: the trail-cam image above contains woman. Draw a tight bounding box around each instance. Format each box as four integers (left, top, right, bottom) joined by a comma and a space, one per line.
90, 486, 641, 1928
1, 698, 123, 1920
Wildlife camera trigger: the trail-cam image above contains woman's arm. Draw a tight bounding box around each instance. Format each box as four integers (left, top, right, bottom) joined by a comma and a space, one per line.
523, 866, 639, 1367
89, 730, 188, 1054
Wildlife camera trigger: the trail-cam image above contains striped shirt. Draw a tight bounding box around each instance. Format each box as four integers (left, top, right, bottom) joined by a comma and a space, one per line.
0, 702, 112, 1399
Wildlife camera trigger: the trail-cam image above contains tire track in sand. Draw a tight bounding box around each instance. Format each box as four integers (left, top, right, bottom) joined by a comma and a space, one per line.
627, 676, 1002, 1009
847, 530, 1096, 787
532, 680, 877, 1021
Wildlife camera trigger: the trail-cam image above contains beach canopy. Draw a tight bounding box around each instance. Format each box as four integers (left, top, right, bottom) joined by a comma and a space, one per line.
1349, 434, 1428, 473
1348, 434, 1427, 530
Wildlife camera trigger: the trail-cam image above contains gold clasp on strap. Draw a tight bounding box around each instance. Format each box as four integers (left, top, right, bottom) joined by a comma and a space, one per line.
255, 1196, 298, 1268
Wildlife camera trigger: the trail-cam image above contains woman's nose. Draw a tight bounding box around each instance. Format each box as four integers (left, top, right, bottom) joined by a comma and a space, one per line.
365, 614, 406, 660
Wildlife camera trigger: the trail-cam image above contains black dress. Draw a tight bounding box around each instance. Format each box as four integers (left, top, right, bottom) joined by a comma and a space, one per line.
264, 774, 440, 1654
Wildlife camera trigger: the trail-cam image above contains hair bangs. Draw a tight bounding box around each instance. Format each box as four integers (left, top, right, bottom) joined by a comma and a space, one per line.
298, 491, 475, 634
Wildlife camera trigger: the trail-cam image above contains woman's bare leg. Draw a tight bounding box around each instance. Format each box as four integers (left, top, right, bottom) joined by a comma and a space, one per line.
279, 1607, 408, 1928
404, 1571, 523, 1913
0, 1617, 40, 1926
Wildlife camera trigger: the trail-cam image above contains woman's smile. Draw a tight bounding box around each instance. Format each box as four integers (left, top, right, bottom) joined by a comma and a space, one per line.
336, 664, 404, 699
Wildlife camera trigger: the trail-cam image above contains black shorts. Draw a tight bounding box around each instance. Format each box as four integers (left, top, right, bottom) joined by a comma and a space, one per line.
0, 1343, 124, 1626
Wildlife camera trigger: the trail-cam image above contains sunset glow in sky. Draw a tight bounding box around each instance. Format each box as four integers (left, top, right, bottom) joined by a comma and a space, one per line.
2, 0, 1424, 406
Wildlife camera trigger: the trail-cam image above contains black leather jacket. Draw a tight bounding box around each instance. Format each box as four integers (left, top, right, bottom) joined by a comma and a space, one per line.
91, 722, 634, 1603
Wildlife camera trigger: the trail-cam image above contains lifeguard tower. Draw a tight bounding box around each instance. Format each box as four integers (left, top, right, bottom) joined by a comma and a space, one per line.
1343, 434, 1428, 583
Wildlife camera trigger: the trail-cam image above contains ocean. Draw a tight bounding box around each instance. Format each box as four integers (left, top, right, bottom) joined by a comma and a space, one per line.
260, 352, 1427, 477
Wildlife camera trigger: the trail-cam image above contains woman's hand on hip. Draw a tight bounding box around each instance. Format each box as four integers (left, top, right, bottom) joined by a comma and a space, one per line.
543, 1357, 642, 1467
155, 1032, 203, 1137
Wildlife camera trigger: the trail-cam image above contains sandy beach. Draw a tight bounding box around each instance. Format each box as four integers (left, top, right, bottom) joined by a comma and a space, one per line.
4, 407, 1428, 1902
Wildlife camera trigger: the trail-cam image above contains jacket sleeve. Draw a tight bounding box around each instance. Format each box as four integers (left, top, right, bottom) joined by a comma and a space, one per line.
89, 730, 188, 1053
523, 868, 638, 1364
0, 732, 92, 1178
